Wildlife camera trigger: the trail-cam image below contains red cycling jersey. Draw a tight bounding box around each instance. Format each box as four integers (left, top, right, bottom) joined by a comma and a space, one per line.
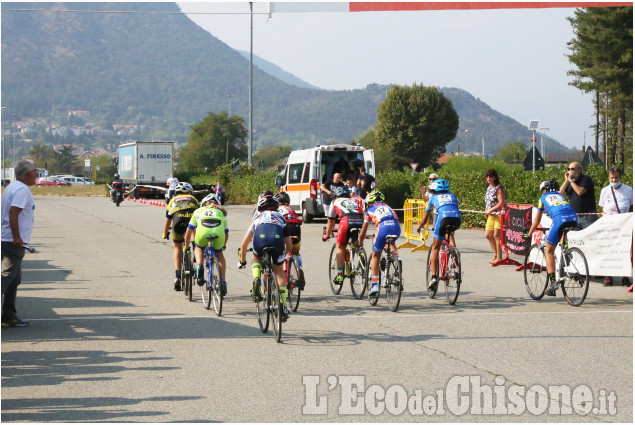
328, 197, 364, 246
277, 205, 302, 225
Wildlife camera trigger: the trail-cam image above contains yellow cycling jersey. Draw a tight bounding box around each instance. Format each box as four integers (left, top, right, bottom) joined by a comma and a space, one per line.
166, 194, 199, 218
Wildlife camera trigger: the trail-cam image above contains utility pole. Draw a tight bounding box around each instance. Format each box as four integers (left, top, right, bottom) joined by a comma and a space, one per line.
248, 2, 253, 167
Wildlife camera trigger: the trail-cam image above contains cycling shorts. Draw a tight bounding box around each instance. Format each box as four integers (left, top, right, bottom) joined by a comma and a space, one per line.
252, 223, 286, 265
434, 216, 462, 242
546, 214, 578, 246
172, 209, 195, 243
372, 220, 401, 254
194, 220, 227, 252
336, 213, 364, 246
286, 223, 301, 244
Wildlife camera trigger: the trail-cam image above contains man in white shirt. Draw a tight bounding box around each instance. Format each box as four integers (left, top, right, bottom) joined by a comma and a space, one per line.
1, 160, 37, 327
598, 166, 633, 287
166, 173, 179, 201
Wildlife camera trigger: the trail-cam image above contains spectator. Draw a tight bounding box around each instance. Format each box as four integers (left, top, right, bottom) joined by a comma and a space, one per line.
598, 166, 633, 287
418, 173, 439, 202
483, 169, 506, 264
559, 162, 596, 229
333, 157, 351, 179
346, 176, 359, 197
1, 160, 38, 327
166, 173, 179, 202
214, 181, 224, 205
356, 166, 377, 199
321, 172, 345, 208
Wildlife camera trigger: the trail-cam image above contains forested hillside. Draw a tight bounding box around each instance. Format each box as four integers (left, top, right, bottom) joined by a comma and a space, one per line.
1, 2, 571, 154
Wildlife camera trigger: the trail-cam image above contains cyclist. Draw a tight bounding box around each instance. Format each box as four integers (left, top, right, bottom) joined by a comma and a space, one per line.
274, 191, 305, 289
415, 179, 462, 293
162, 182, 199, 291
184, 193, 228, 294
323, 186, 365, 285
358, 190, 401, 296
238, 191, 293, 320
523, 179, 578, 296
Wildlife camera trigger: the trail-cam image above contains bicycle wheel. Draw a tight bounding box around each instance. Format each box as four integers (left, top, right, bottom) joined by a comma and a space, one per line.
210, 257, 223, 316
256, 273, 270, 333
385, 257, 402, 312
350, 248, 368, 299
181, 250, 191, 298
560, 247, 589, 306
270, 273, 282, 343
328, 243, 343, 295
426, 247, 437, 299
287, 256, 301, 312
524, 244, 548, 300
445, 248, 461, 305
201, 258, 213, 310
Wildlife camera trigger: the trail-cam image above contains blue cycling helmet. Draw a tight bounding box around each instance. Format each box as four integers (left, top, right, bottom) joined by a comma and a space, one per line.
432, 179, 450, 192
334, 186, 350, 198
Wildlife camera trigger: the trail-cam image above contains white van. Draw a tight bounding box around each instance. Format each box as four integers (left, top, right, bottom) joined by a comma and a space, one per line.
276, 144, 375, 223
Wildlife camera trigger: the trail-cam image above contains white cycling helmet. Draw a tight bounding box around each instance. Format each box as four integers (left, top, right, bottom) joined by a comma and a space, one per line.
201, 193, 220, 206
175, 182, 193, 194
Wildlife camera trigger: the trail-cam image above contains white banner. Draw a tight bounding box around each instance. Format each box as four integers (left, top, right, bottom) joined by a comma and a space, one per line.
568, 213, 633, 277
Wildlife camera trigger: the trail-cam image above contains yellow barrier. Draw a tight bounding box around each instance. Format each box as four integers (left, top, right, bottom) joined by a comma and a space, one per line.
398, 199, 431, 252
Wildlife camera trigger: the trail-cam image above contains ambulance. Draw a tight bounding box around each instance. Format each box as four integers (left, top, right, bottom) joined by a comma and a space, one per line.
275, 144, 375, 223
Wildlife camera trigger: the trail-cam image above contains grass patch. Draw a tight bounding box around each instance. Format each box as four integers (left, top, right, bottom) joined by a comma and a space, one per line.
1, 185, 111, 197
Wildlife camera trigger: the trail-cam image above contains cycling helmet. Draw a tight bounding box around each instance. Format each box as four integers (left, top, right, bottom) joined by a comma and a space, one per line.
367, 190, 385, 205
175, 182, 193, 194
274, 191, 290, 206
540, 179, 559, 193
432, 179, 450, 192
257, 190, 279, 212
334, 186, 350, 198
201, 193, 220, 206
114, 173, 120, 179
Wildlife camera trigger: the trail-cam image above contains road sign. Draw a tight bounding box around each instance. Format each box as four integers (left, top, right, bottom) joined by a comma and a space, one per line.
409, 163, 418, 171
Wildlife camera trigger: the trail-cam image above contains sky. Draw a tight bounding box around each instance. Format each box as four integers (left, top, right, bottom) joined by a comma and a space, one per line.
178, 1, 602, 151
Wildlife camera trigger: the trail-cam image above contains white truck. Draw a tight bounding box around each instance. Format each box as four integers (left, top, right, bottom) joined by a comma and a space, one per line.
1, 168, 15, 186
117, 141, 174, 198
275, 144, 375, 223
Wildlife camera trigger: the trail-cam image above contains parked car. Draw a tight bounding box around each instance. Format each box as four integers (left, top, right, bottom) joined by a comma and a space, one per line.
36, 177, 71, 187
60, 176, 94, 185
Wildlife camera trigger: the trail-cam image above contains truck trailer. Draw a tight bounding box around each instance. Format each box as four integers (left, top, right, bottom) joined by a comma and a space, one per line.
117, 141, 174, 198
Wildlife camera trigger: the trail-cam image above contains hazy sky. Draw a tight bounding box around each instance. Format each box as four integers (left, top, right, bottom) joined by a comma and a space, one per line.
179, 1, 598, 150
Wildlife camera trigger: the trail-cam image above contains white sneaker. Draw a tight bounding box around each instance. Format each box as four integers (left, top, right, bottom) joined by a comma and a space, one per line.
368, 283, 379, 296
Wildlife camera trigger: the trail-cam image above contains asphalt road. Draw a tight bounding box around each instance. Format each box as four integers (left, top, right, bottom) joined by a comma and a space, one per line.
1, 196, 632, 422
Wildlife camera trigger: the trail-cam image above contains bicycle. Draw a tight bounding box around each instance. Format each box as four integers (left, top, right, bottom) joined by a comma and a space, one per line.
239, 246, 284, 343
523, 225, 589, 306
182, 242, 195, 301
423, 227, 462, 305
201, 235, 224, 316
367, 235, 403, 311
325, 226, 368, 299
284, 236, 304, 312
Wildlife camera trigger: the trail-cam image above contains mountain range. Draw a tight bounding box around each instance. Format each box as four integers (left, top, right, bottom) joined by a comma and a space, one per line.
1, 2, 571, 155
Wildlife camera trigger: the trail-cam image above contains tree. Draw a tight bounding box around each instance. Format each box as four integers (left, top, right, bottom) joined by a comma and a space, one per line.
492, 142, 529, 163
376, 84, 459, 169
178, 111, 248, 174
567, 7, 633, 169
55, 145, 79, 174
